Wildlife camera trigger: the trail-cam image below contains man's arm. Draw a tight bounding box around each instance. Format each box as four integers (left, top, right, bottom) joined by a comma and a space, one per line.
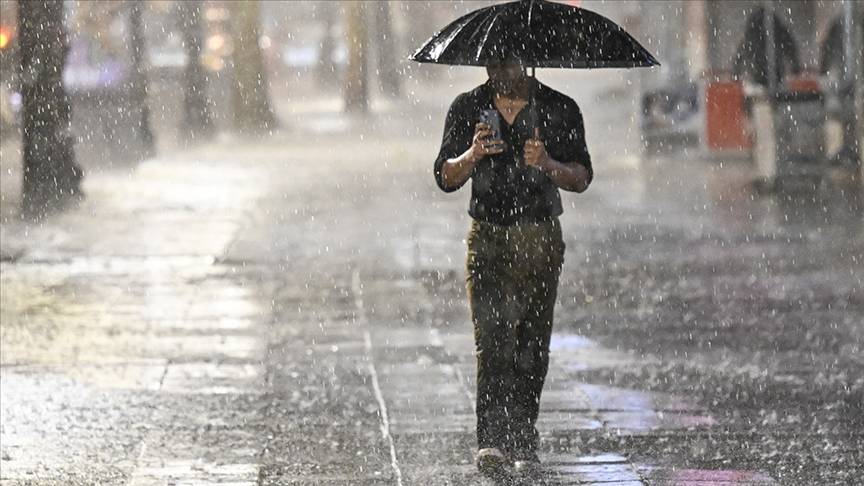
440, 122, 504, 190
434, 95, 472, 192
440, 148, 480, 190
524, 126, 592, 193
535, 157, 591, 193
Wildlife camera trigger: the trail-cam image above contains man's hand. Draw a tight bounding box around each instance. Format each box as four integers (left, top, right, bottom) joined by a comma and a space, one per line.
468, 122, 505, 162
441, 122, 503, 190
523, 128, 550, 169
523, 127, 591, 192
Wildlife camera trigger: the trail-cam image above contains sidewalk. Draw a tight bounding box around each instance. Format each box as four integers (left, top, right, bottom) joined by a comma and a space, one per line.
2, 78, 863, 485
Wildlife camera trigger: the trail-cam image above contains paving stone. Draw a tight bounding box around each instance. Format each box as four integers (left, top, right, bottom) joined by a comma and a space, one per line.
390, 413, 476, 434
540, 387, 594, 411
552, 463, 643, 482
185, 299, 265, 319
148, 317, 258, 332
544, 453, 630, 465
655, 412, 717, 429
643, 468, 778, 485
600, 410, 660, 432
129, 460, 259, 485
136, 334, 262, 360
160, 362, 263, 394
580, 482, 644, 486
3, 362, 167, 392
260, 425, 391, 480
538, 411, 605, 431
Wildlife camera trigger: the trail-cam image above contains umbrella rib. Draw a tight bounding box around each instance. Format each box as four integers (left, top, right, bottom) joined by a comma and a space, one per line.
433, 9, 487, 61
476, 10, 504, 62
410, 0, 660, 68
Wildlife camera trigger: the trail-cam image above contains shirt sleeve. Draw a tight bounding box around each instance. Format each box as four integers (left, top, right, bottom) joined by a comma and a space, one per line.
434, 94, 473, 193
555, 101, 593, 185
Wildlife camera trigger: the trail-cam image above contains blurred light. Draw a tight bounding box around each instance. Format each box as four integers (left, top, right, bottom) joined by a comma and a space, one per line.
202, 53, 225, 72
205, 8, 229, 22
0, 29, 10, 49
259, 35, 272, 50
207, 34, 225, 51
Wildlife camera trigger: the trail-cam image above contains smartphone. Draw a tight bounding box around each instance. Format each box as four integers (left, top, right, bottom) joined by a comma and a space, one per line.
479, 109, 502, 143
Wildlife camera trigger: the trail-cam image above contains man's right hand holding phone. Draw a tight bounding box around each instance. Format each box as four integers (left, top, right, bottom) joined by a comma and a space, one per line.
441, 122, 505, 190
468, 122, 505, 163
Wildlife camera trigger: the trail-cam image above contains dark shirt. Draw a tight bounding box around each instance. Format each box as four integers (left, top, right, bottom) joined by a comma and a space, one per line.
434, 78, 592, 226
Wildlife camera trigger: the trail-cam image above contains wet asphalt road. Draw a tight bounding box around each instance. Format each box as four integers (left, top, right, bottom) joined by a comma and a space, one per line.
1, 73, 863, 485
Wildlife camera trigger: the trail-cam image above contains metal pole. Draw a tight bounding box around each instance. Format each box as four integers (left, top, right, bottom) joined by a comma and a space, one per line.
842, 0, 863, 174
763, 2, 777, 94
668, 0, 687, 85
843, 0, 854, 85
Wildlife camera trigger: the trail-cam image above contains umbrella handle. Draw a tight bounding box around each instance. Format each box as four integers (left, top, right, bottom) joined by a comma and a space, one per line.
530, 66, 538, 134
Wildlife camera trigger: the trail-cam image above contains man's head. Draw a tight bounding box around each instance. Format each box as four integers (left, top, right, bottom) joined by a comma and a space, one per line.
486, 60, 530, 96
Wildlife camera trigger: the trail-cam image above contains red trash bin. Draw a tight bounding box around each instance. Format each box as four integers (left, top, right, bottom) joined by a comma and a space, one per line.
705, 81, 752, 152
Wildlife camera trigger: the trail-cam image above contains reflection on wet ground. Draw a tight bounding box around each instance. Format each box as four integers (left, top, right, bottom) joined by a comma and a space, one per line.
342, 261, 812, 485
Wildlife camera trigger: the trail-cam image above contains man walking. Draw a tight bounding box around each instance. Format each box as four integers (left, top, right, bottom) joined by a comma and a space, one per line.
434, 60, 592, 480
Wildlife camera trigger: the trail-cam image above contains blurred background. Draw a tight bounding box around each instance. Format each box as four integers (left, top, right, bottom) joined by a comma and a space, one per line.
0, 0, 861, 220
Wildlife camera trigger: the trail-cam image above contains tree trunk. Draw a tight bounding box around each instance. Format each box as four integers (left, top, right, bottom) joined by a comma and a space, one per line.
375, 1, 401, 98
343, 1, 369, 113
230, 0, 276, 134
316, 1, 338, 88
178, 0, 214, 141
128, 0, 155, 158
18, 0, 82, 218
856, 6, 864, 181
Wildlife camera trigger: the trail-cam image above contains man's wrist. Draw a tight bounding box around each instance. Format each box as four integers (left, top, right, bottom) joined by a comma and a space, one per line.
465, 147, 480, 165
536, 155, 556, 173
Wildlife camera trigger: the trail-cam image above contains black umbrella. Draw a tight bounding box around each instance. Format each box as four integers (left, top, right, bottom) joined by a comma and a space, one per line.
410, 0, 659, 127
410, 0, 658, 68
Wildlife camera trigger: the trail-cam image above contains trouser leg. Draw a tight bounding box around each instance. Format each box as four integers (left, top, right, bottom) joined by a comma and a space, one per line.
467, 219, 564, 453
467, 222, 519, 450
509, 220, 564, 456
511, 272, 559, 455
471, 279, 520, 450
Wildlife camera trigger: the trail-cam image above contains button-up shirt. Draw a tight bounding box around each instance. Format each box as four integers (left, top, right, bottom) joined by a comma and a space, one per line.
434, 78, 592, 226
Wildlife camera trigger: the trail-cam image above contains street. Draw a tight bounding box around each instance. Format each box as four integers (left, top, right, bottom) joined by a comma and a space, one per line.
1, 72, 863, 485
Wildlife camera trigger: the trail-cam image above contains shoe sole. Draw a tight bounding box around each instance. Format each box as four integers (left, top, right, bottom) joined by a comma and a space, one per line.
477, 454, 511, 481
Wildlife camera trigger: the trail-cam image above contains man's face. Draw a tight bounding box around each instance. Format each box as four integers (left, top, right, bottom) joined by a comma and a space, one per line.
486, 61, 527, 94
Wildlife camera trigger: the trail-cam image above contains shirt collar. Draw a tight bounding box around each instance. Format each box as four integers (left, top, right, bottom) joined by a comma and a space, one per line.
481, 78, 542, 130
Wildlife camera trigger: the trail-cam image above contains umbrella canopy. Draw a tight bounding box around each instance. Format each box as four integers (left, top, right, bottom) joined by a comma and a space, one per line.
409, 0, 659, 69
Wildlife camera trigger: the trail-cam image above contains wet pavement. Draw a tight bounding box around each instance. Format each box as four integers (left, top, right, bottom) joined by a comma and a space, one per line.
1, 72, 863, 485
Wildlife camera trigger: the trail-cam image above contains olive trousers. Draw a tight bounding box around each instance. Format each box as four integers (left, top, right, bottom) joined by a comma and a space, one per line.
466, 217, 565, 456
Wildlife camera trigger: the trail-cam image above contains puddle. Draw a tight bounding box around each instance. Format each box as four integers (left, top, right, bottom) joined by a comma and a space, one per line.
550, 334, 599, 350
